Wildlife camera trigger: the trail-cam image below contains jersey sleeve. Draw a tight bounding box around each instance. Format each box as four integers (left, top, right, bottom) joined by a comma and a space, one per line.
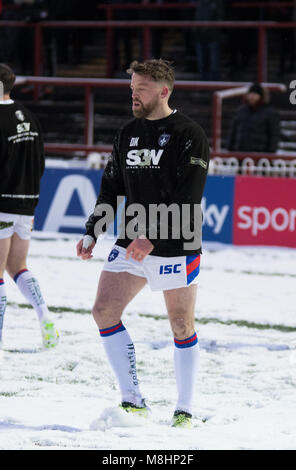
174, 124, 210, 203
85, 132, 125, 240
36, 118, 45, 177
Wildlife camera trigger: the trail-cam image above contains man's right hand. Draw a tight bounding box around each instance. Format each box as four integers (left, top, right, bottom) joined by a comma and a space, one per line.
76, 236, 96, 260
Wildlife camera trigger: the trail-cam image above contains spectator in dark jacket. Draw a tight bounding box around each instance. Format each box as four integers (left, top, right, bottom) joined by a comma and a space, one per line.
227, 83, 280, 153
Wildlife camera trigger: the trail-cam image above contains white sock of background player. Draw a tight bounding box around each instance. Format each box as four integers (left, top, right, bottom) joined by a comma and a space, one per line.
14, 269, 50, 322
0, 278, 7, 343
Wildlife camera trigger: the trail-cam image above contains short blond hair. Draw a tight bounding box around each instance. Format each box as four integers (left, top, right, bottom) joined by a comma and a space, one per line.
127, 59, 175, 92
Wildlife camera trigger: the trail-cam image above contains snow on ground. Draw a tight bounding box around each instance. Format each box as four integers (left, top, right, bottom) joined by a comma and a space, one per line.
0, 234, 295, 450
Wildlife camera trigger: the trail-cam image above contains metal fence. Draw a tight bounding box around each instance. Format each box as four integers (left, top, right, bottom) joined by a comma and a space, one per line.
2, 18, 296, 81
14, 76, 296, 178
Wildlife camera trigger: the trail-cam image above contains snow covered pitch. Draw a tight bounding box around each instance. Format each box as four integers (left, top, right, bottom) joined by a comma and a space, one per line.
0, 235, 295, 450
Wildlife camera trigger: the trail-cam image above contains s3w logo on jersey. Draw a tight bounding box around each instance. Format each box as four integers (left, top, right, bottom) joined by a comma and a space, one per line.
126, 148, 164, 168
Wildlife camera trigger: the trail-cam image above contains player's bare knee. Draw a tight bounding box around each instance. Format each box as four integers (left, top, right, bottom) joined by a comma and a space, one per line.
170, 316, 194, 340
92, 303, 107, 323
92, 303, 120, 329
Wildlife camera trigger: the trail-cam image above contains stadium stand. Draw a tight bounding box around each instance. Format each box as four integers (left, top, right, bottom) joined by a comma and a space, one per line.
1, 1, 296, 175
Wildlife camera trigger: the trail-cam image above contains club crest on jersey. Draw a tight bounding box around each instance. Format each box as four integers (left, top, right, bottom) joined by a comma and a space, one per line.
158, 134, 170, 147
15, 110, 25, 121
108, 248, 119, 262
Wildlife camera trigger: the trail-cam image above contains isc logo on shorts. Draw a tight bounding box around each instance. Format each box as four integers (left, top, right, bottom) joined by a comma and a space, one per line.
159, 264, 182, 275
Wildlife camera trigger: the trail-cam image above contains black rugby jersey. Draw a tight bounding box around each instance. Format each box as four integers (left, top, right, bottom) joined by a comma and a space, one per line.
0, 100, 44, 215
85, 110, 209, 257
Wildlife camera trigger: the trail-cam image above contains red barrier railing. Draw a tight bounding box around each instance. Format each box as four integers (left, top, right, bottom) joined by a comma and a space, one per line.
97, 2, 196, 19
2, 20, 296, 82
96, 1, 295, 14
3, 1, 293, 13
231, 2, 294, 7
15, 76, 289, 158
43, 145, 296, 163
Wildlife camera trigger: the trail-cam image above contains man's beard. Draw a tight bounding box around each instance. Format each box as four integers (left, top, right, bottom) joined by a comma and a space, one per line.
132, 97, 158, 118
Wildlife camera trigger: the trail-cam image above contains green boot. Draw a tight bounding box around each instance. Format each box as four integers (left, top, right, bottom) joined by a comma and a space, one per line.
40, 319, 59, 348
172, 410, 192, 429
119, 400, 149, 419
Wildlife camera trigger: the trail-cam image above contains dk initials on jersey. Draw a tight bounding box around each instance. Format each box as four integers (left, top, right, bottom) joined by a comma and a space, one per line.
126, 148, 164, 167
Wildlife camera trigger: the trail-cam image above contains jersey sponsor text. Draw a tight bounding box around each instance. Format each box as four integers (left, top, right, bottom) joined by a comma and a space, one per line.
126, 148, 164, 167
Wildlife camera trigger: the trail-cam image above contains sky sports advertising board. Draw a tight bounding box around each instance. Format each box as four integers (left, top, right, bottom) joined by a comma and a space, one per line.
34, 169, 296, 248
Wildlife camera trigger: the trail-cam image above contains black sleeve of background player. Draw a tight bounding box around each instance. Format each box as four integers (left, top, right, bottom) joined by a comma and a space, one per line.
148, 125, 210, 245
37, 120, 45, 177
0, 129, 3, 189
85, 133, 125, 240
